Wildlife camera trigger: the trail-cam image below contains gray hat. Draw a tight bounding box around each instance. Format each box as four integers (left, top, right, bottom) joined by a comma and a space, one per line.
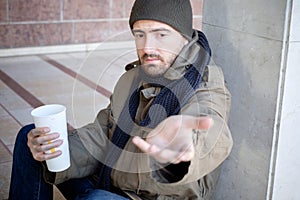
129, 0, 193, 38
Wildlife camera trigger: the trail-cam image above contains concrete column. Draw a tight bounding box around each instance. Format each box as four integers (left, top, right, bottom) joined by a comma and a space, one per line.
268, 0, 300, 199
202, 0, 288, 199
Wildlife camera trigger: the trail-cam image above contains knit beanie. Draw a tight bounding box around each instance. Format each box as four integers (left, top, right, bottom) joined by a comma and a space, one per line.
129, 0, 193, 38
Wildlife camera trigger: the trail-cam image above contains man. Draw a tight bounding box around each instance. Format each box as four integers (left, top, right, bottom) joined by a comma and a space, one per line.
9, 0, 233, 199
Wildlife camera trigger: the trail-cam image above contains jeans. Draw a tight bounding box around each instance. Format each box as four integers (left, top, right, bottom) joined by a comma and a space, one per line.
9, 124, 129, 200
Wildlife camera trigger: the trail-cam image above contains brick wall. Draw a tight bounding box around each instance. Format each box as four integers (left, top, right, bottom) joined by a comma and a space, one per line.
0, 0, 202, 49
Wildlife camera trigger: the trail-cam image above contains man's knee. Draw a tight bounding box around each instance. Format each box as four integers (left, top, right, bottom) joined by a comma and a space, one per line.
14, 124, 35, 151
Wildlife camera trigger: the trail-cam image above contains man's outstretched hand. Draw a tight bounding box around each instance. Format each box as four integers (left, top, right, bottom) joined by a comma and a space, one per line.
132, 115, 213, 164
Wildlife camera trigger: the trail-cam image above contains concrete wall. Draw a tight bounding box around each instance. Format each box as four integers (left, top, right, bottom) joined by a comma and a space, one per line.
202, 0, 287, 199
270, 1, 300, 199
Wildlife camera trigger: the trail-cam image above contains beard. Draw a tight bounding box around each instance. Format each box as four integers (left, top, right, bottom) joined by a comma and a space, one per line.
140, 53, 175, 77
141, 63, 167, 77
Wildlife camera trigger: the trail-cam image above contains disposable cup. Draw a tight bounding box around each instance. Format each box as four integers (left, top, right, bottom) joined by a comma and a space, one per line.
31, 104, 70, 172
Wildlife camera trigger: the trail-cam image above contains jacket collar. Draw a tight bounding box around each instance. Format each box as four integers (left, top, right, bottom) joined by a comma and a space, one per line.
164, 30, 211, 80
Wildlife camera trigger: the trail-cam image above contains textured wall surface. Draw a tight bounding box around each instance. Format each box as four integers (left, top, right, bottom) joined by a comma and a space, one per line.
272, 1, 300, 199
0, 0, 203, 48
202, 0, 287, 199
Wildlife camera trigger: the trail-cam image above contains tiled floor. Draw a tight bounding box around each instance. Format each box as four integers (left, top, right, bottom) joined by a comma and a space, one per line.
0, 46, 137, 199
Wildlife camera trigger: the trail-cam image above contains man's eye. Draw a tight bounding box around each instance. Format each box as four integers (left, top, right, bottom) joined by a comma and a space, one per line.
134, 33, 144, 38
157, 33, 169, 38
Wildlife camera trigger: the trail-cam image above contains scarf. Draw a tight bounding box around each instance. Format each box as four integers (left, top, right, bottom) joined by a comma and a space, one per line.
98, 30, 211, 190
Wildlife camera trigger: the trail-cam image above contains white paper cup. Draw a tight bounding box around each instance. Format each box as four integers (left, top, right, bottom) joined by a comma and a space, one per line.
31, 104, 70, 172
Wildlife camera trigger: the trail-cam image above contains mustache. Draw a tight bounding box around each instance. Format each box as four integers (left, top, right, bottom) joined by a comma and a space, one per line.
142, 53, 163, 61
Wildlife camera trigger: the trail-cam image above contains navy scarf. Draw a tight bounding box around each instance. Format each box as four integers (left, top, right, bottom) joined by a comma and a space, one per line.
98, 30, 211, 190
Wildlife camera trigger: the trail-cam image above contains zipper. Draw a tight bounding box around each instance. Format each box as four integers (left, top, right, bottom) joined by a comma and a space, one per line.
136, 128, 143, 195
136, 146, 142, 195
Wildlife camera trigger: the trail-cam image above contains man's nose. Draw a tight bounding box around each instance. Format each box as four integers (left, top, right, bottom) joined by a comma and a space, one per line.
142, 35, 157, 54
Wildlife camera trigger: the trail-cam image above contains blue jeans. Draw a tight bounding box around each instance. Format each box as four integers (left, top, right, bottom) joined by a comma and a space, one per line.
9, 124, 129, 200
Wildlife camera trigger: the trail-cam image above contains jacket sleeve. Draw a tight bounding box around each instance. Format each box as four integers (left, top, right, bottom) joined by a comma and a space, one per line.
151, 65, 233, 184
47, 69, 137, 185
44, 106, 111, 185
179, 64, 233, 184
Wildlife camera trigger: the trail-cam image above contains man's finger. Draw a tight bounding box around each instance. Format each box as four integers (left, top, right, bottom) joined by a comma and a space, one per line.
176, 147, 194, 162
34, 132, 60, 145
191, 116, 213, 130
31, 127, 50, 136
34, 151, 62, 161
167, 115, 213, 131
133, 136, 188, 163
36, 139, 63, 153
132, 136, 153, 153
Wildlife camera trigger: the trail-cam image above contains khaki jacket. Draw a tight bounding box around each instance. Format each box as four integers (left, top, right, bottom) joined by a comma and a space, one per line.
46, 61, 233, 199
46, 28, 232, 200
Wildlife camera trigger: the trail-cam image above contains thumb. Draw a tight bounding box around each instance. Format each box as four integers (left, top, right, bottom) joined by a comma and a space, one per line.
196, 116, 213, 130
183, 115, 213, 130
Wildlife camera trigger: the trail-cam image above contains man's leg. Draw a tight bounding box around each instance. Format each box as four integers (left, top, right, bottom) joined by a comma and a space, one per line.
9, 124, 129, 200
57, 178, 95, 199
9, 124, 53, 200
74, 189, 129, 200
57, 177, 129, 200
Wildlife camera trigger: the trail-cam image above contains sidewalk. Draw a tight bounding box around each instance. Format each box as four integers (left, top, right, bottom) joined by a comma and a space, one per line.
0, 47, 137, 199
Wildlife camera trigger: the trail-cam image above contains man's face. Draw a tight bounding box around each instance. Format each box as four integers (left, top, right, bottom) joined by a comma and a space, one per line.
132, 20, 188, 77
